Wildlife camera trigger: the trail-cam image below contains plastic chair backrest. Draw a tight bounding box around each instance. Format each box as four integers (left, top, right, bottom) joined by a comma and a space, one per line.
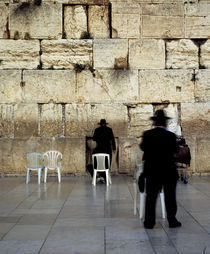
93, 153, 110, 170
43, 150, 62, 168
26, 152, 43, 169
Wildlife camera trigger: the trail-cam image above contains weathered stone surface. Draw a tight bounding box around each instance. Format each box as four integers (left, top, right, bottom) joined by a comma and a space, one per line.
88, 5, 110, 38
65, 103, 93, 137
139, 70, 194, 103
129, 39, 165, 69
93, 39, 128, 69
0, 3, 9, 38
23, 70, 76, 103
128, 104, 153, 138
14, 104, 38, 138
112, 3, 141, 38
40, 104, 63, 137
0, 105, 13, 138
64, 5, 87, 39
0, 40, 40, 69
119, 137, 139, 174
142, 16, 184, 38
185, 2, 210, 38
77, 70, 138, 103
142, 3, 184, 16
41, 39, 93, 69
50, 137, 86, 175
0, 70, 22, 103
43, 0, 109, 4
200, 40, 210, 69
166, 39, 199, 69
195, 70, 210, 102
196, 137, 210, 173
91, 103, 128, 137
154, 103, 180, 134
181, 102, 210, 137
9, 3, 62, 39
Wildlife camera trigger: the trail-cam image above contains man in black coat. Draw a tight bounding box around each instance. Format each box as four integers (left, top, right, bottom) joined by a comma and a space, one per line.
92, 119, 116, 182
140, 110, 181, 229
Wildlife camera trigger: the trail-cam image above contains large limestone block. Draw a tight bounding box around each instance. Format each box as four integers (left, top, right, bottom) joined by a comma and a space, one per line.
128, 104, 153, 138
44, 0, 108, 4
111, 3, 141, 38
41, 39, 93, 69
195, 70, 210, 102
9, 2, 62, 39
185, 2, 210, 38
129, 39, 165, 69
196, 137, 210, 174
0, 105, 13, 138
118, 138, 139, 174
0, 70, 22, 103
181, 102, 210, 137
64, 5, 87, 39
88, 5, 110, 38
142, 3, 184, 16
0, 139, 26, 174
49, 137, 86, 175
40, 103, 63, 137
139, 70, 194, 103
14, 104, 38, 138
142, 16, 184, 38
93, 39, 128, 69
166, 39, 199, 69
23, 70, 76, 103
0, 40, 40, 69
77, 70, 138, 103
65, 103, 93, 137
91, 103, 128, 137
200, 40, 210, 69
0, 3, 9, 38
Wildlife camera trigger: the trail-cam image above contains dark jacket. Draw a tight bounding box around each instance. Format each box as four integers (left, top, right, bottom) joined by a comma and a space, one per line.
93, 126, 116, 155
140, 127, 179, 182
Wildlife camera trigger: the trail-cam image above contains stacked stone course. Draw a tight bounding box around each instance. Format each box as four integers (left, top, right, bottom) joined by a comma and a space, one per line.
0, 0, 209, 176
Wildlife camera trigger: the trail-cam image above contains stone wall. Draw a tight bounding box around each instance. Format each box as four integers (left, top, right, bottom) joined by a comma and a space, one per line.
0, 0, 209, 176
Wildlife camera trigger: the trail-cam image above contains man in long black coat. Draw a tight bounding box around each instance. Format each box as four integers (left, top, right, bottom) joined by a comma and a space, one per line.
140, 110, 181, 229
92, 119, 116, 181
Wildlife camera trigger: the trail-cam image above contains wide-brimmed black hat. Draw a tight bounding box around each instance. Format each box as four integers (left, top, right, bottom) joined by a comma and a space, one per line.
150, 109, 171, 122
98, 119, 108, 125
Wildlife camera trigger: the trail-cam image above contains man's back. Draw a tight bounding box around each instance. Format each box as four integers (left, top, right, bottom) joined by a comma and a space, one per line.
140, 127, 178, 180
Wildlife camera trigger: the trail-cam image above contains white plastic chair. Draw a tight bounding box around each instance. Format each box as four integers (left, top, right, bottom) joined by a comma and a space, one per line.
92, 153, 112, 186
26, 152, 43, 184
43, 150, 62, 183
134, 163, 166, 220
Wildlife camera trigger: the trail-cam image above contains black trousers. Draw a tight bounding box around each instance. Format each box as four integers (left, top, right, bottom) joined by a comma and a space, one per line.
144, 178, 177, 226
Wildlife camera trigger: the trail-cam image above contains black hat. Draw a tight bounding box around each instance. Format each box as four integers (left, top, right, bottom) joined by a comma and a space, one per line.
150, 110, 171, 122
98, 119, 108, 125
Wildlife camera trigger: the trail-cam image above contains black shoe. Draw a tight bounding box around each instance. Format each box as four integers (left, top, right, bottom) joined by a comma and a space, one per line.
169, 220, 182, 228
144, 223, 155, 229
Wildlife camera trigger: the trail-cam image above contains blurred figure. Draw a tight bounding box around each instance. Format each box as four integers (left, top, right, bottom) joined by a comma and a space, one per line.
93, 119, 116, 183
140, 110, 181, 229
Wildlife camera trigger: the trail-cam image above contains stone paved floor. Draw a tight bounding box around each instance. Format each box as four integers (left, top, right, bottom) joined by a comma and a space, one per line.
0, 175, 210, 254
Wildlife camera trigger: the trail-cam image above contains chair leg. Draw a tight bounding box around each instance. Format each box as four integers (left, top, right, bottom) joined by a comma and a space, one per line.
38, 169, 41, 185
92, 170, 96, 186
140, 192, 146, 220
160, 191, 166, 219
58, 168, 61, 183
105, 171, 109, 186
108, 173, 112, 185
26, 169, 30, 184
44, 167, 48, 183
